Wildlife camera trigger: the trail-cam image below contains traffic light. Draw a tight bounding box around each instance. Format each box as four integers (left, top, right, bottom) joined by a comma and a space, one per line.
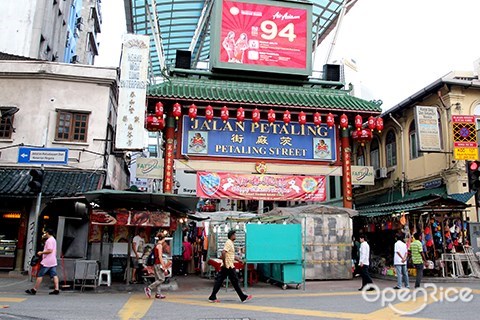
28, 169, 44, 194
468, 161, 480, 191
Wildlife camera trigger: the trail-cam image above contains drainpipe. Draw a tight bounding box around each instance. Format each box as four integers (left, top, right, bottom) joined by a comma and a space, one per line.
389, 114, 405, 198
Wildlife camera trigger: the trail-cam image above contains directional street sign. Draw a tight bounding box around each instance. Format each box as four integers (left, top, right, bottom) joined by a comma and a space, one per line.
17, 147, 69, 165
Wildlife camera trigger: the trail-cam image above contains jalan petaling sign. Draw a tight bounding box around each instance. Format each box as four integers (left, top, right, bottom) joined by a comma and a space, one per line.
181, 116, 337, 161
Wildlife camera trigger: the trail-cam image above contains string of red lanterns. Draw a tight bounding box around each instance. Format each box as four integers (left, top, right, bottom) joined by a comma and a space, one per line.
146, 103, 385, 141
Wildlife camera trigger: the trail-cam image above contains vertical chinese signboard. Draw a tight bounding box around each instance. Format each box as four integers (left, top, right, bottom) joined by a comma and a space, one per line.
115, 34, 149, 150
452, 115, 478, 160
210, 0, 312, 76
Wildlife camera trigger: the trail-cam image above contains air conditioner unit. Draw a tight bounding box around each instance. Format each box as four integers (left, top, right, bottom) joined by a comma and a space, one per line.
375, 167, 388, 179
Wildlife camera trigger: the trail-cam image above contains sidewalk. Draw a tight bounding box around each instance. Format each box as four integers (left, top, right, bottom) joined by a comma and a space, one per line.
2, 271, 480, 295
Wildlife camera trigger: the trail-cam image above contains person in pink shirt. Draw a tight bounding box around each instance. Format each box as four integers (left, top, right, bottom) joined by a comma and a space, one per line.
25, 228, 59, 295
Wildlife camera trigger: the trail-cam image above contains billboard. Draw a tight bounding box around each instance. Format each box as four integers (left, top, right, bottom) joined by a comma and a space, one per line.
415, 106, 442, 152
115, 34, 149, 150
210, 0, 312, 76
452, 115, 478, 160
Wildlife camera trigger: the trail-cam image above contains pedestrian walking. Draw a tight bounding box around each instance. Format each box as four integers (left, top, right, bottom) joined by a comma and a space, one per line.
130, 229, 145, 284
208, 230, 252, 303
144, 233, 168, 299
410, 232, 427, 288
393, 234, 409, 289
358, 234, 374, 291
25, 229, 60, 295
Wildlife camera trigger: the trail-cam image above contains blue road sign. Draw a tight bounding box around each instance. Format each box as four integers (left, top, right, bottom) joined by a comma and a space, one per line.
18, 147, 69, 165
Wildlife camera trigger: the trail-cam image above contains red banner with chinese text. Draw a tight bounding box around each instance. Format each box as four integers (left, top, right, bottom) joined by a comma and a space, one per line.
197, 172, 326, 201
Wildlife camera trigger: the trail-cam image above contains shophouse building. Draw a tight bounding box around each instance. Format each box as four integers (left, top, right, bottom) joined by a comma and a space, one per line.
353, 63, 480, 276
0, 58, 128, 272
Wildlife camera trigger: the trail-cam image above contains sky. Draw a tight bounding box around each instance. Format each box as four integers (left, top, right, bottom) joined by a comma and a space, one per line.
96, 0, 480, 112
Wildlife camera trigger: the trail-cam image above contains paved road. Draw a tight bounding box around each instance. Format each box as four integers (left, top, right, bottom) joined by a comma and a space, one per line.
1, 275, 479, 320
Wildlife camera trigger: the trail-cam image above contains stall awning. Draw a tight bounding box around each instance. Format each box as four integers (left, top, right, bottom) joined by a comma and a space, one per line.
356, 195, 469, 218
83, 189, 199, 213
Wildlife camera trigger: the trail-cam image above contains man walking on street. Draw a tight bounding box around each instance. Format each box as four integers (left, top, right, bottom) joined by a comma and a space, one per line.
130, 229, 145, 284
25, 229, 60, 295
358, 234, 374, 291
208, 230, 252, 303
144, 233, 168, 299
410, 232, 427, 288
393, 234, 409, 289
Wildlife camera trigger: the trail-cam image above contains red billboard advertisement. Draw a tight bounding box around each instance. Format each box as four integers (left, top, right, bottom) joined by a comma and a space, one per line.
211, 0, 312, 76
197, 172, 326, 201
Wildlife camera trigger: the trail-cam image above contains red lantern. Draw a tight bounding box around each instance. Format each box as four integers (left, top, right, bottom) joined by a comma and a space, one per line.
268, 109, 276, 123
145, 115, 164, 131
172, 102, 181, 120
313, 112, 321, 126
326, 113, 334, 128
283, 110, 291, 124
355, 115, 363, 131
155, 102, 164, 117
252, 108, 261, 123
205, 105, 214, 121
352, 128, 373, 146
367, 116, 376, 130
221, 106, 229, 122
340, 114, 348, 130
188, 103, 197, 120
376, 117, 384, 133
236, 107, 245, 122
298, 111, 307, 125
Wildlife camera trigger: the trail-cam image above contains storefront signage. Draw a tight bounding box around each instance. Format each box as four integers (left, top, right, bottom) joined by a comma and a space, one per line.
182, 116, 337, 161
351, 165, 374, 186
424, 178, 442, 189
90, 209, 170, 227
135, 157, 164, 179
115, 33, 149, 150
415, 106, 442, 152
452, 115, 478, 161
197, 171, 326, 201
210, 0, 312, 76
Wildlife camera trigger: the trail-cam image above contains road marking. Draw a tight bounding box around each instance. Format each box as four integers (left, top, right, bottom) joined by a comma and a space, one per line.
164, 296, 432, 320
0, 298, 25, 303
118, 295, 153, 320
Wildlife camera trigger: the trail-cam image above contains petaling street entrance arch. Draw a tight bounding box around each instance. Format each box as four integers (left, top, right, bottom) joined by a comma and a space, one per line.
145, 75, 382, 210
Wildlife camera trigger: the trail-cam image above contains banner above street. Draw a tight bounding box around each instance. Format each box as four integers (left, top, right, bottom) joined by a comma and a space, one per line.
196, 171, 326, 201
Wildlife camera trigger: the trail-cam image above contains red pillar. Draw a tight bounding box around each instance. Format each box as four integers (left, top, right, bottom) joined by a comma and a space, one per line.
163, 115, 175, 193
341, 128, 353, 208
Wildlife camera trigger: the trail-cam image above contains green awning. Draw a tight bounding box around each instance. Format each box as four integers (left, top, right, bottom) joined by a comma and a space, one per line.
148, 77, 382, 113
356, 194, 469, 218
83, 189, 199, 213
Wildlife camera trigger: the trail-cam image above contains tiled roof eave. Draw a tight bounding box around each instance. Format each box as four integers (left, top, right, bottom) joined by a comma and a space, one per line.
148, 78, 381, 113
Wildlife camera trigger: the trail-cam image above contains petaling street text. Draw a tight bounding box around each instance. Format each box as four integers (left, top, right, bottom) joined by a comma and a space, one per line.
215, 145, 307, 157
190, 119, 329, 137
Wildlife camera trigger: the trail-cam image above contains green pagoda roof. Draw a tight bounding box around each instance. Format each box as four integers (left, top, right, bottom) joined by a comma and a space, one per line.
148, 77, 382, 113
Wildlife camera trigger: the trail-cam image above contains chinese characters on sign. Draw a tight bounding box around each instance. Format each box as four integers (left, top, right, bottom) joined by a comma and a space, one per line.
182, 116, 337, 161
452, 115, 478, 161
115, 34, 149, 150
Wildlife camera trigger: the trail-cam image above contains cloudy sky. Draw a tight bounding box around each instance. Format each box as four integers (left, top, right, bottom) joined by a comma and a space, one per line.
96, 0, 480, 111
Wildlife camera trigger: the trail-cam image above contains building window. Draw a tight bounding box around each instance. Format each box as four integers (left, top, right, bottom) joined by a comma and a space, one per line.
409, 121, 420, 159
370, 138, 380, 169
56, 110, 89, 142
0, 115, 13, 139
386, 130, 397, 167
355, 145, 365, 166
